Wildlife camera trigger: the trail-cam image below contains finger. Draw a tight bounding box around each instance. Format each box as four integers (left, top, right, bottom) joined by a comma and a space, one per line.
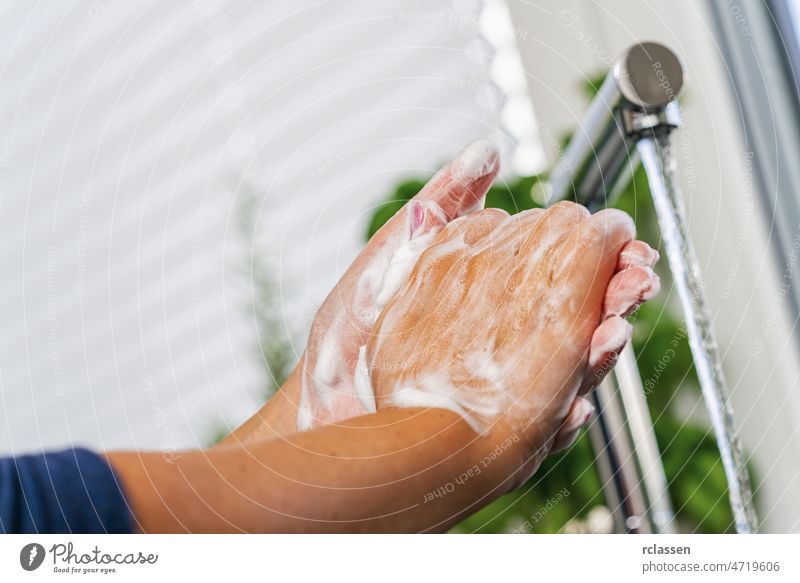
580, 208, 637, 263
485, 207, 546, 251
339, 139, 500, 322
364, 137, 500, 251
498, 207, 635, 404
518, 208, 634, 328
409, 208, 510, 296
618, 240, 660, 271
551, 396, 595, 453
516, 201, 590, 261
352, 137, 500, 295
554, 208, 637, 310
416, 137, 501, 221
409, 199, 448, 239
502, 202, 589, 297
497, 207, 546, 233
433, 207, 509, 246
603, 266, 661, 319
579, 315, 633, 394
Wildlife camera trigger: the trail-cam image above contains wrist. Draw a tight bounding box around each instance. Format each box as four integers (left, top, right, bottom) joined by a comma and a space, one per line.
480, 418, 547, 493
377, 400, 538, 496
218, 365, 304, 447
257, 365, 303, 438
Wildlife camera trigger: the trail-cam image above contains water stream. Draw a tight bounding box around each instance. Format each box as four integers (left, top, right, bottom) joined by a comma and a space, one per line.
637, 133, 758, 534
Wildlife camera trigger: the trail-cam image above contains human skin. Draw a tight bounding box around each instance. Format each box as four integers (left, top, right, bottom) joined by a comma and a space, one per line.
221, 141, 659, 448
367, 202, 656, 479
219, 139, 503, 443
105, 140, 661, 533
106, 203, 660, 533
106, 408, 524, 533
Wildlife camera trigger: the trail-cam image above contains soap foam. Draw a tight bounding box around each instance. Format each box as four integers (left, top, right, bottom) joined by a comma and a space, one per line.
297, 200, 447, 430
296, 354, 315, 431
295, 138, 505, 431
389, 369, 506, 434
451, 137, 499, 182
462, 346, 505, 387
390, 386, 479, 431
354, 344, 376, 413
374, 232, 436, 310
312, 327, 339, 409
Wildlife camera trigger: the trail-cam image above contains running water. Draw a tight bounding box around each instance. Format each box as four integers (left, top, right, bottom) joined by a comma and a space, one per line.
637, 134, 758, 533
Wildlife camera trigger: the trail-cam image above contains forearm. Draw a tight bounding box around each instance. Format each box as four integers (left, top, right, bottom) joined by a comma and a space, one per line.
106, 408, 522, 533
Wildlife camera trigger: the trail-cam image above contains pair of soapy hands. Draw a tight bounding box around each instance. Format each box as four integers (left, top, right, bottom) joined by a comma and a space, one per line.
292, 138, 659, 479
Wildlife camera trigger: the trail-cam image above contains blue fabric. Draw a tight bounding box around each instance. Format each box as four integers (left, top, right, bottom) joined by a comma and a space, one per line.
0, 447, 133, 533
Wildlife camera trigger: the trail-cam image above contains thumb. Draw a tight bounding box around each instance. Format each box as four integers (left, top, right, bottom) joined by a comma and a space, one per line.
332, 138, 500, 319
371, 137, 501, 246
416, 137, 500, 221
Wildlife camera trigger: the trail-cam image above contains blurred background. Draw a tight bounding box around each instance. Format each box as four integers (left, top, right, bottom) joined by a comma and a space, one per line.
1, 0, 799, 533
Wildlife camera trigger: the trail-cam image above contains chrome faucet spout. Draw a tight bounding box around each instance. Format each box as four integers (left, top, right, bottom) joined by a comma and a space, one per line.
547, 41, 757, 534
549, 41, 684, 210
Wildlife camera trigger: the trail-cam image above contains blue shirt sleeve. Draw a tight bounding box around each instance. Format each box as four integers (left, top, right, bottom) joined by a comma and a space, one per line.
0, 447, 134, 534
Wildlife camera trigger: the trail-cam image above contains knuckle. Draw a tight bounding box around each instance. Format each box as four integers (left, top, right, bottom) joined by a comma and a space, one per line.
590, 208, 636, 237
551, 200, 577, 211
543, 201, 590, 230
477, 207, 509, 221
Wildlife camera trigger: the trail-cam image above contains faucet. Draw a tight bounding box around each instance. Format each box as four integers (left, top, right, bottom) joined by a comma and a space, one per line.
548, 41, 759, 534
550, 42, 683, 210
548, 42, 684, 534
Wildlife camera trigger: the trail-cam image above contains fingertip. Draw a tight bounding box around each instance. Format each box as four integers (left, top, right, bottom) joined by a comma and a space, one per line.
548, 200, 591, 222
642, 270, 661, 301
604, 266, 660, 318
449, 137, 501, 183
423, 137, 501, 220
552, 397, 595, 453
588, 315, 632, 369
590, 208, 636, 243
618, 240, 660, 270
569, 396, 596, 430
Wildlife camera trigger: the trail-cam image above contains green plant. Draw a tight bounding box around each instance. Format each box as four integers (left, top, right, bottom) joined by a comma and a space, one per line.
235, 185, 294, 399
207, 185, 295, 446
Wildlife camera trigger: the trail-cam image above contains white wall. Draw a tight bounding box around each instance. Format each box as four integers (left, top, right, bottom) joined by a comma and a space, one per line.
0, 1, 496, 454
506, 0, 800, 533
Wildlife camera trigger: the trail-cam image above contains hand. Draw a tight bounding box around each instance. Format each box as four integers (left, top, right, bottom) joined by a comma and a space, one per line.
220, 139, 502, 443
551, 236, 660, 452
366, 202, 659, 485
294, 139, 501, 430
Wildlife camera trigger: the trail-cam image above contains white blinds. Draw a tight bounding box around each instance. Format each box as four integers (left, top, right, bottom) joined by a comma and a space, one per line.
0, 0, 502, 453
